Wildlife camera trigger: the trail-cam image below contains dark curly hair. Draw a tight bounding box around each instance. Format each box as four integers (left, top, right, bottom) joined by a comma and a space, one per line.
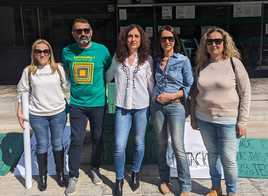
115, 24, 150, 65
158, 25, 180, 57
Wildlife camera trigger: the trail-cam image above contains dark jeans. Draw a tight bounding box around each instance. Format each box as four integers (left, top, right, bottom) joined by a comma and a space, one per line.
68, 104, 105, 178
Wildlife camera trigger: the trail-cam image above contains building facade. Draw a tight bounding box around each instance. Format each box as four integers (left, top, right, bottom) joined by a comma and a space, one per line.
0, 0, 267, 84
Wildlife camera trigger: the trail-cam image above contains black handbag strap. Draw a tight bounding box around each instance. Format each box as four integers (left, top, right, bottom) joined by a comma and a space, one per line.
230, 57, 236, 76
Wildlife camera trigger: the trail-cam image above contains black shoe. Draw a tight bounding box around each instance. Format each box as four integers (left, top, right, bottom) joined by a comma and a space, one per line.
130, 171, 140, 191
114, 179, 124, 196
38, 175, 47, 191
53, 150, 66, 187
56, 171, 66, 187
37, 153, 47, 191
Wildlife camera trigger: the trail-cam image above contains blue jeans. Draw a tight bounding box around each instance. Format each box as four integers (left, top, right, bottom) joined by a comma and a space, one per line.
151, 101, 191, 192
29, 111, 66, 154
197, 119, 239, 194
114, 107, 149, 180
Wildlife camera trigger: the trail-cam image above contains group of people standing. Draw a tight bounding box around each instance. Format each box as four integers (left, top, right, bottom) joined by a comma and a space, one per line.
16, 17, 251, 196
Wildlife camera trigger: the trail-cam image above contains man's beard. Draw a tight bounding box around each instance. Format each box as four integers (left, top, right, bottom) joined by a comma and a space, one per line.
79, 36, 90, 45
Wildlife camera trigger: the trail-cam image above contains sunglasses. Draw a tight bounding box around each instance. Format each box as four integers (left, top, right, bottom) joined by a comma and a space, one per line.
73, 28, 91, 34
206, 39, 224, 45
160, 36, 175, 42
34, 49, 50, 55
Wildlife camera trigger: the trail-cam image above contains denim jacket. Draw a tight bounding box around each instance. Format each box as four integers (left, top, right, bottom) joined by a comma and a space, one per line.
153, 53, 193, 101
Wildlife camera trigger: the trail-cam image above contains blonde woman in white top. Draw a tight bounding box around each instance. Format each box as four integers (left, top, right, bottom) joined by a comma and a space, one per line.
17, 39, 67, 191
106, 24, 154, 196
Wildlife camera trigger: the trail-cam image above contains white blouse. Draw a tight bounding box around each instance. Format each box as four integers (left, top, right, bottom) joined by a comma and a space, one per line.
106, 54, 154, 110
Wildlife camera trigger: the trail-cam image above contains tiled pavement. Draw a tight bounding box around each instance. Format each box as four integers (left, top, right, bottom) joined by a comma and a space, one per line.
1, 165, 268, 196
1, 80, 268, 196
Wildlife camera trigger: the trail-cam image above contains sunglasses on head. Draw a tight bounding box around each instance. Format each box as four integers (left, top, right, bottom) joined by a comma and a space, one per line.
34, 49, 50, 55
160, 36, 175, 42
206, 39, 224, 45
73, 28, 91, 34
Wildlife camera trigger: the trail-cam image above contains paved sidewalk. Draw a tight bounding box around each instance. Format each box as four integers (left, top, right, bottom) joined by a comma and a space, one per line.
1, 165, 268, 196
0, 81, 268, 196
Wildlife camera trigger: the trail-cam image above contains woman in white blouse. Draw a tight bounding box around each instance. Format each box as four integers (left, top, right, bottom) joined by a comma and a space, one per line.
106, 24, 154, 196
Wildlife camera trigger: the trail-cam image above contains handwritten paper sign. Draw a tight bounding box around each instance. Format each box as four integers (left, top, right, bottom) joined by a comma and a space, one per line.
162, 6, 172, 20
238, 138, 268, 178
119, 9, 127, 20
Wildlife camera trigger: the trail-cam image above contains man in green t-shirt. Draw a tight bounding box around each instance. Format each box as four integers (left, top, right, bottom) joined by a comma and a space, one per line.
62, 18, 111, 195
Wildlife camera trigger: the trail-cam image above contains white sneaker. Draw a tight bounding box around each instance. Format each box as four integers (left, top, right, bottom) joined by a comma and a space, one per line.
90, 168, 103, 185
65, 177, 78, 196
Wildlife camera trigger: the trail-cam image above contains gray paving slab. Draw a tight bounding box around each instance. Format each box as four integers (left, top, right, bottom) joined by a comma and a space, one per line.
1, 165, 268, 196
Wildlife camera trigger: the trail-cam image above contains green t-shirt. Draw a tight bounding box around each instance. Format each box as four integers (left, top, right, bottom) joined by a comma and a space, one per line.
62, 42, 111, 107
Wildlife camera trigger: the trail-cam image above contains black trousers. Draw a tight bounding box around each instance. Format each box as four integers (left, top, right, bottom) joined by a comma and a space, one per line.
68, 104, 105, 178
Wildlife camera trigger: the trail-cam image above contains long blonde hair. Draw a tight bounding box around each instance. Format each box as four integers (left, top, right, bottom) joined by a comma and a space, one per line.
28, 39, 58, 74
195, 27, 241, 71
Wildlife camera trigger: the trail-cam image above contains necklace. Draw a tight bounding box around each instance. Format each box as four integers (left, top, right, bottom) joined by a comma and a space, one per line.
160, 57, 169, 71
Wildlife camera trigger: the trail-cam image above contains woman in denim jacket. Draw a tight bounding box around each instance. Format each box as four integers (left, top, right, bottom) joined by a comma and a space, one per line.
151, 25, 193, 196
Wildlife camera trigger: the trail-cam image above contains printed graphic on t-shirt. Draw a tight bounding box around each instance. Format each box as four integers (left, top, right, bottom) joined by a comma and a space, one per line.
73, 62, 94, 84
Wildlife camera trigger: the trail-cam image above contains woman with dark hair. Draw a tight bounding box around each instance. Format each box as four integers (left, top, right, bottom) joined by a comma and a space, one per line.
193, 27, 251, 196
151, 25, 193, 196
106, 24, 154, 196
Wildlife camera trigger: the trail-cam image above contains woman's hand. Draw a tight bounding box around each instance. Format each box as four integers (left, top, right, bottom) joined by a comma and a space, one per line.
16, 102, 25, 129
17, 111, 25, 129
156, 92, 177, 104
237, 126, 247, 138
156, 90, 183, 104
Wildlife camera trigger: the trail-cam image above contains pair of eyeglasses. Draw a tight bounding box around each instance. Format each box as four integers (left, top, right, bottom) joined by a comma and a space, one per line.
206, 39, 224, 46
34, 49, 50, 55
160, 36, 175, 42
73, 28, 91, 35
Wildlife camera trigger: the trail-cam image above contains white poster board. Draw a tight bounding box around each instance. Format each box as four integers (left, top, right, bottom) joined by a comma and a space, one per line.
167, 122, 210, 178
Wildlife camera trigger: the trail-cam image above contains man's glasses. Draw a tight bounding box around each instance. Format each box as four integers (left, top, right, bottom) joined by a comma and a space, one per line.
34, 49, 50, 56
206, 39, 224, 46
160, 36, 175, 42
73, 28, 91, 35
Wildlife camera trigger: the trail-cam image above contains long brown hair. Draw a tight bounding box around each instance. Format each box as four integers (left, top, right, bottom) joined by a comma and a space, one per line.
195, 26, 241, 71
115, 24, 150, 65
28, 39, 58, 75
